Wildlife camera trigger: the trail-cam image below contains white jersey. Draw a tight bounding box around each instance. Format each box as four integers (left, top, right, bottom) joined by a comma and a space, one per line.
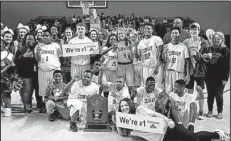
132, 44, 142, 65
117, 41, 132, 63
69, 36, 92, 65
36, 42, 61, 71
136, 86, 162, 111
108, 83, 130, 110
69, 80, 99, 103
102, 47, 118, 71
164, 42, 189, 73
138, 36, 163, 68
91, 74, 99, 85
169, 92, 197, 127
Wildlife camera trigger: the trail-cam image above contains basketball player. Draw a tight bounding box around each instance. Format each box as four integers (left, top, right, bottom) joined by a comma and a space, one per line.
34, 29, 62, 103
65, 70, 99, 132
134, 77, 169, 112
45, 70, 69, 122
183, 23, 208, 120
163, 17, 191, 44
169, 79, 204, 133
69, 23, 93, 80
116, 28, 134, 95
162, 27, 190, 94
100, 34, 119, 97
99, 66, 130, 122
137, 22, 164, 88
129, 32, 143, 88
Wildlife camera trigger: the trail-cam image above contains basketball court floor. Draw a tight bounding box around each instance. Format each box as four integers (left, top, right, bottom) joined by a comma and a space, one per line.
1, 79, 230, 141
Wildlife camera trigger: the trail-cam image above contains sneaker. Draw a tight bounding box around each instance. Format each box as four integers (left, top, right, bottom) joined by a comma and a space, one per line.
187, 123, 194, 133
48, 114, 56, 122
198, 110, 204, 120
217, 113, 223, 119
39, 108, 46, 113
3, 108, 11, 117
69, 121, 78, 132
1, 106, 5, 113
25, 109, 33, 114
214, 129, 230, 141
207, 111, 213, 118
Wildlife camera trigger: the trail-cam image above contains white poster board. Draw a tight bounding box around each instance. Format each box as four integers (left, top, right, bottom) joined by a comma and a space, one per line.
62, 42, 99, 57
116, 112, 165, 134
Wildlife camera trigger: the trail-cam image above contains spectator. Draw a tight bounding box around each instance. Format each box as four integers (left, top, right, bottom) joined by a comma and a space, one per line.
14, 33, 37, 113
202, 31, 230, 119
163, 17, 191, 44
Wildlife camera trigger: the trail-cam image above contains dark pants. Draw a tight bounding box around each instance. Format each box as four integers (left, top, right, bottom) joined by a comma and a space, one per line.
1, 83, 11, 108
32, 72, 44, 109
63, 71, 71, 84
163, 124, 220, 141
205, 79, 225, 113
20, 78, 33, 111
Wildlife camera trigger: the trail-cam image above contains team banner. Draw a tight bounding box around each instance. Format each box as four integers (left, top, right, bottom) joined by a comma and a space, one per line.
62, 42, 99, 57
116, 112, 165, 134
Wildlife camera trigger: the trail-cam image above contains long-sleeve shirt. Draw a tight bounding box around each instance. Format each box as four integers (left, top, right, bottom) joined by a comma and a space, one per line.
202, 46, 230, 82
14, 46, 37, 78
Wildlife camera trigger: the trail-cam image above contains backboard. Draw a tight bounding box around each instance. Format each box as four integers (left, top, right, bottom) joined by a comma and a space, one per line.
67, 1, 107, 8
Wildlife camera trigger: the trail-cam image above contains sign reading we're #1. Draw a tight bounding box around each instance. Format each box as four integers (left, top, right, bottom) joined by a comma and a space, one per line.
62, 42, 99, 57
116, 112, 166, 134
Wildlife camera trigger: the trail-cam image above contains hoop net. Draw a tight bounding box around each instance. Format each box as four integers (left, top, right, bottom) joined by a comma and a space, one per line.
80, 1, 94, 15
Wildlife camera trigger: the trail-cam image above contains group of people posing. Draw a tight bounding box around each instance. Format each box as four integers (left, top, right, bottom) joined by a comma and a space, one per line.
1, 16, 230, 141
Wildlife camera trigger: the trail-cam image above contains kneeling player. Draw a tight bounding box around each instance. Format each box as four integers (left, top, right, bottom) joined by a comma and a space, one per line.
45, 70, 70, 122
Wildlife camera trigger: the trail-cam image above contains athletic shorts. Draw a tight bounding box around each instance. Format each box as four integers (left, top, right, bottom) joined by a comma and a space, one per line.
105, 70, 117, 83
116, 63, 134, 86
186, 76, 205, 89
164, 70, 185, 94
133, 64, 143, 87
143, 65, 164, 89
71, 64, 91, 80
38, 68, 59, 96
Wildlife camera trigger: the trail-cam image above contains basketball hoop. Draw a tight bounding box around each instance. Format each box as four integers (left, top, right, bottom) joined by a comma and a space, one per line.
80, 1, 94, 16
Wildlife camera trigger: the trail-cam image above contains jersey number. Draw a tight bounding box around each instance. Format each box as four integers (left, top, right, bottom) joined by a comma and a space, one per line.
172, 57, 176, 63
46, 56, 48, 61
144, 53, 151, 59
112, 61, 117, 66
123, 53, 127, 58
113, 99, 117, 104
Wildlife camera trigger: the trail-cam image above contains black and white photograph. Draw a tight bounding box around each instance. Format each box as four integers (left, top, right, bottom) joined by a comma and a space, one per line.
1, 1, 230, 141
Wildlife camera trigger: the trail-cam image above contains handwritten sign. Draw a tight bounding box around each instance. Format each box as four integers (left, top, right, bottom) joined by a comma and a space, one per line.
116, 112, 165, 134
62, 42, 99, 57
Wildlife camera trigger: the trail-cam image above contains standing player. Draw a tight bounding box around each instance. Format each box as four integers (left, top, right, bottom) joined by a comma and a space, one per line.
129, 32, 143, 88
100, 34, 119, 97
183, 23, 208, 119
137, 22, 164, 89
116, 28, 134, 94
162, 27, 190, 94
69, 23, 93, 80
35, 29, 62, 104
163, 17, 191, 45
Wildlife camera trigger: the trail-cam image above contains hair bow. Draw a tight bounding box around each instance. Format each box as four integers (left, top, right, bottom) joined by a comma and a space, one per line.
35, 24, 47, 31
17, 23, 30, 31
2, 26, 14, 35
